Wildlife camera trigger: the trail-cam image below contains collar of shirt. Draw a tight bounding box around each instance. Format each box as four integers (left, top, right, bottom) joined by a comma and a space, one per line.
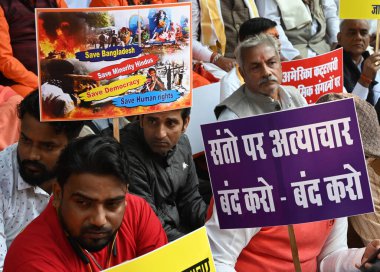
16, 176, 49, 196
13, 145, 49, 196
244, 85, 293, 107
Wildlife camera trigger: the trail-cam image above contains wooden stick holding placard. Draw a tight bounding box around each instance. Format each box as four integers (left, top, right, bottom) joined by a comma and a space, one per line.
113, 118, 120, 142
288, 224, 302, 272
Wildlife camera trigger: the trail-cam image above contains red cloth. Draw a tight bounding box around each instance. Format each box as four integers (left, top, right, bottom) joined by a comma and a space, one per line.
4, 194, 167, 272
193, 63, 219, 88
193, 71, 212, 88
235, 220, 334, 271
0, 85, 22, 151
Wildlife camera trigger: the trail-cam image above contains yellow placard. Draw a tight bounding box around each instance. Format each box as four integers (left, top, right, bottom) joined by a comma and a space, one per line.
340, 0, 380, 19
79, 75, 146, 102
104, 227, 216, 272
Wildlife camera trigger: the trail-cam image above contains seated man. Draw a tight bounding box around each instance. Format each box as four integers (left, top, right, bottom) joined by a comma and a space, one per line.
209, 34, 380, 271
192, 0, 301, 81
337, 19, 380, 122
191, 0, 258, 79
220, 17, 282, 101
0, 0, 67, 97
256, 0, 339, 58
215, 34, 307, 121
4, 135, 167, 271
0, 90, 84, 270
120, 109, 207, 241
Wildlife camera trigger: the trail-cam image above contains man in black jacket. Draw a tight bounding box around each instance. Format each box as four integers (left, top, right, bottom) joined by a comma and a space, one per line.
120, 108, 207, 241
338, 19, 380, 123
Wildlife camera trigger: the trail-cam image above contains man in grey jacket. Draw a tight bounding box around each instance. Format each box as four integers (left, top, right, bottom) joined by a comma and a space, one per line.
120, 108, 207, 241
215, 33, 308, 121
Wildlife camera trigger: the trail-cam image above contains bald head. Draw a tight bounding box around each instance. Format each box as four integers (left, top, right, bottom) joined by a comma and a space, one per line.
339, 19, 369, 32
338, 19, 370, 60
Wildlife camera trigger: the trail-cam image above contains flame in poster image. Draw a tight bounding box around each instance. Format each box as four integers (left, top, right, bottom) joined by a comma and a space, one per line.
38, 17, 87, 59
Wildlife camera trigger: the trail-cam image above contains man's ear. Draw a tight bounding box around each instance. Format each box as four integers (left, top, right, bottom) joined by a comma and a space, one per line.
182, 116, 190, 133
52, 181, 62, 208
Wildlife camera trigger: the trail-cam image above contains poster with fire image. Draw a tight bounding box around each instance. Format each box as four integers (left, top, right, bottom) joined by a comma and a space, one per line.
36, 3, 192, 121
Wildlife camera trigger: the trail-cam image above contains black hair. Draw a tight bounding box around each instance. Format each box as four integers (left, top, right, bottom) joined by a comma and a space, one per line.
148, 68, 156, 73
46, 59, 75, 78
180, 107, 191, 122
17, 90, 84, 140
239, 18, 277, 42
56, 135, 129, 187
140, 108, 191, 123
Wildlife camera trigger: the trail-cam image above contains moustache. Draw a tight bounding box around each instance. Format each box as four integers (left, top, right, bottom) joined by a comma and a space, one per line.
259, 75, 279, 85
82, 225, 112, 234
21, 160, 46, 172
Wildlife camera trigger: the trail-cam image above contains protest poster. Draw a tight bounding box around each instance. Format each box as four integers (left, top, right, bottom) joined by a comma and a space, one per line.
36, 3, 191, 121
201, 99, 373, 229
104, 227, 216, 272
281, 48, 343, 104
340, 0, 380, 19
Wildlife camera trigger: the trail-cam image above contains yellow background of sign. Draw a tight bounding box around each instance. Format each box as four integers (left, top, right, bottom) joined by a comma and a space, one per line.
79, 75, 146, 102
340, 0, 380, 19
104, 227, 216, 272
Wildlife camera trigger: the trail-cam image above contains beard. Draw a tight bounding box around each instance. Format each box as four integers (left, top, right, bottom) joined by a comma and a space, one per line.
17, 153, 56, 187
57, 205, 117, 253
76, 225, 116, 252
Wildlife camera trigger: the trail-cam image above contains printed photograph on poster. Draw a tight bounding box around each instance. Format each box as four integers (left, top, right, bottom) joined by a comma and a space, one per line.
36, 3, 192, 121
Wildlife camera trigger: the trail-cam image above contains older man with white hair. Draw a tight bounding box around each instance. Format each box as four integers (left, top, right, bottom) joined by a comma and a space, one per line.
209, 33, 380, 272
215, 33, 307, 121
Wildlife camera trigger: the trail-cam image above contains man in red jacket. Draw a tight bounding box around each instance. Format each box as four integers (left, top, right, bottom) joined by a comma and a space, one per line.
4, 135, 167, 272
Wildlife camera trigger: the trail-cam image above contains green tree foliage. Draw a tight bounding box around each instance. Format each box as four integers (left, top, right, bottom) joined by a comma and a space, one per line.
85, 12, 114, 28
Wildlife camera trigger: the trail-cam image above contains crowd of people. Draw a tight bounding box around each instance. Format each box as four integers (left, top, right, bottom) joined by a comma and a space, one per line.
1, 0, 380, 271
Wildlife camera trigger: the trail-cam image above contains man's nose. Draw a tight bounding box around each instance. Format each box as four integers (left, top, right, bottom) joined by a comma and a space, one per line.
90, 206, 107, 227
26, 145, 41, 161
155, 125, 167, 139
262, 64, 272, 77
353, 31, 364, 40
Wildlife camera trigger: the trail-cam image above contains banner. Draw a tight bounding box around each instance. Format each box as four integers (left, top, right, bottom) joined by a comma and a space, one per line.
104, 227, 216, 272
340, 0, 380, 19
201, 99, 373, 229
36, 4, 192, 121
281, 48, 343, 104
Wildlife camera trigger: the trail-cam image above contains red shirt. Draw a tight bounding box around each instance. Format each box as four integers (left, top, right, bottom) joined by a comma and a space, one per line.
4, 194, 167, 272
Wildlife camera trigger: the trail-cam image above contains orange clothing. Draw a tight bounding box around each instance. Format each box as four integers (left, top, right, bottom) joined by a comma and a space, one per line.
235, 221, 334, 271
90, 0, 176, 6
0, 86, 22, 151
193, 63, 219, 88
193, 71, 212, 88
206, 198, 334, 271
0, 0, 67, 98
